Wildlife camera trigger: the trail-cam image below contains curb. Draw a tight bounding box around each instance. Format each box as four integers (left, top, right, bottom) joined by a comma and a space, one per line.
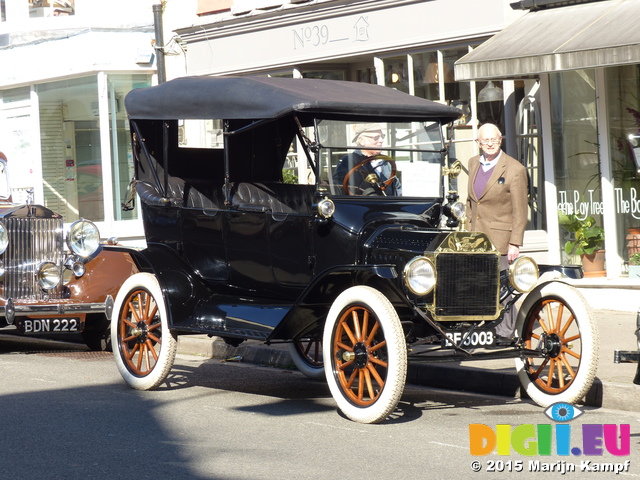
177, 335, 640, 413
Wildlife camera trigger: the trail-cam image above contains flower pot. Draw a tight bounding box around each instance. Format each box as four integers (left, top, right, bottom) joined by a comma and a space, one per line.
627, 228, 640, 256
581, 250, 605, 277
629, 265, 640, 279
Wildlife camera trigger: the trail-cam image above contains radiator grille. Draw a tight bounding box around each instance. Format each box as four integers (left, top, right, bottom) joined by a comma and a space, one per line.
434, 252, 500, 319
4, 217, 64, 300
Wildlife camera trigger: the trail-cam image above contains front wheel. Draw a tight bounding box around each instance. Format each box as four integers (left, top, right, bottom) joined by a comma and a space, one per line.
323, 286, 407, 423
514, 282, 598, 407
111, 273, 177, 390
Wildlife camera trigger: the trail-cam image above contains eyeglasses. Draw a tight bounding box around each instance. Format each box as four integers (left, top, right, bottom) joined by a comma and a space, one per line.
478, 138, 501, 146
361, 134, 385, 141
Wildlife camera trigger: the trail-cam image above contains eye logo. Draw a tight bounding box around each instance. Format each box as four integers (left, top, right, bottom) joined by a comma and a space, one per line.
544, 402, 583, 422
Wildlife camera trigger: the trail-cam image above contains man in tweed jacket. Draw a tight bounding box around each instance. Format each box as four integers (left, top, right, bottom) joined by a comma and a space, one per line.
466, 123, 528, 342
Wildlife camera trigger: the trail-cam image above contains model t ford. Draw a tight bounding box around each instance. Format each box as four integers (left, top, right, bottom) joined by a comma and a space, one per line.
113, 76, 598, 423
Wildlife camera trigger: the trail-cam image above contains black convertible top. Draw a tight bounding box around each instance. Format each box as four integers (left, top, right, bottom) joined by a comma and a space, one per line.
125, 76, 461, 123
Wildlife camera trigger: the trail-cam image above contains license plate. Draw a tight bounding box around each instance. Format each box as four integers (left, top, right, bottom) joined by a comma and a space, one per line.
18, 318, 82, 334
442, 329, 496, 348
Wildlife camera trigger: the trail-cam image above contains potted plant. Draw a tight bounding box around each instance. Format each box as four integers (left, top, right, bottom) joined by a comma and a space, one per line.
629, 253, 640, 279
559, 213, 605, 276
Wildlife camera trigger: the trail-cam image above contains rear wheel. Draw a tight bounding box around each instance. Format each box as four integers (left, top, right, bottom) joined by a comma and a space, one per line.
515, 282, 598, 407
111, 273, 177, 390
323, 286, 406, 423
288, 336, 324, 380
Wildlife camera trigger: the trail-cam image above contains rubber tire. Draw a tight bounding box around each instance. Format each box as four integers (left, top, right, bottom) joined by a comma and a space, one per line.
323, 286, 407, 424
514, 281, 598, 407
288, 339, 324, 380
111, 273, 177, 390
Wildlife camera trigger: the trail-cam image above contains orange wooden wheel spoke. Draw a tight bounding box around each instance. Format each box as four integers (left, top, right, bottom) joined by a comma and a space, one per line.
545, 359, 557, 387
147, 333, 161, 345
127, 342, 140, 361
342, 320, 357, 346
560, 315, 576, 337
364, 368, 375, 399
369, 340, 386, 353
137, 344, 145, 371
562, 347, 581, 360
352, 310, 362, 341
366, 320, 380, 346
145, 340, 159, 361
555, 359, 565, 388
346, 369, 358, 389
530, 357, 549, 378
558, 353, 576, 378
367, 363, 385, 387
369, 355, 387, 368
357, 370, 364, 399
337, 341, 352, 351
338, 360, 354, 371
563, 334, 580, 343
361, 310, 369, 343
145, 305, 158, 324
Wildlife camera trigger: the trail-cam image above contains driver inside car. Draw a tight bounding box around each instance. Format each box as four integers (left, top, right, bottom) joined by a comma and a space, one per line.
332, 123, 402, 196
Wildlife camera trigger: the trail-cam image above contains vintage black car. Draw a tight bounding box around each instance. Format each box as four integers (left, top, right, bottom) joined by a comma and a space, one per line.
113, 76, 598, 423
0, 157, 138, 350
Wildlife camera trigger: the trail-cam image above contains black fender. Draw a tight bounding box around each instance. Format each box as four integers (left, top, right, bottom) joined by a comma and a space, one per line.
111, 243, 211, 329
267, 264, 412, 342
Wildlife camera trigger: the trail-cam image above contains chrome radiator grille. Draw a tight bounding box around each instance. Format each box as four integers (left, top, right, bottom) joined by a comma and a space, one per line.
434, 252, 500, 319
4, 217, 64, 300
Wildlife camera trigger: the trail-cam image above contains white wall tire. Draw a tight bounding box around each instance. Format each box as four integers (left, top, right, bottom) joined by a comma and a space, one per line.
111, 273, 177, 390
515, 282, 598, 407
288, 338, 324, 380
323, 286, 407, 423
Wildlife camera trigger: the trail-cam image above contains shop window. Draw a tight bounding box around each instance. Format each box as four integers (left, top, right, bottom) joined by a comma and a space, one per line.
29, 1, 75, 17
550, 70, 602, 264
107, 75, 151, 222
605, 65, 640, 266
516, 95, 545, 230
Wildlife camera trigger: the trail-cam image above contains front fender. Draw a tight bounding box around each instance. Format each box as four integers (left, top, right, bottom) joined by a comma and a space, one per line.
267, 264, 411, 342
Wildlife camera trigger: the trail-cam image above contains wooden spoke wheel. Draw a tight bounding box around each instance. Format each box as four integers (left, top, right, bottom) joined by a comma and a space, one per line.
515, 282, 598, 407
288, 336, 324, 380
111, 273, 177, 390
323, 286, 406, 423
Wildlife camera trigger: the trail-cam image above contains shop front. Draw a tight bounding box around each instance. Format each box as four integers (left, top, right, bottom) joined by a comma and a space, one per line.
175, 0, 558, 255
0, 27, 155, 244
456, 0, 640, 279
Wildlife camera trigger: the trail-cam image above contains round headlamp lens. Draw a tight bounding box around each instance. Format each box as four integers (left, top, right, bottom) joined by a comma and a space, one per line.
0, 222, 8, 255
67, 220, 100, 258
404, 256, 436, 296
451, 201, 466, 220
37, 261, 61, 290
509, 256, 539, 293
317, 198, 335, 219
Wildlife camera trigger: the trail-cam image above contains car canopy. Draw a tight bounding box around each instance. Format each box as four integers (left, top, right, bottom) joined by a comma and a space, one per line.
125, 76, 461, 124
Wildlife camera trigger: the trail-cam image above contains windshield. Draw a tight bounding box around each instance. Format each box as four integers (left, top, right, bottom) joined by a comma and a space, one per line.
315, 120, 445, 198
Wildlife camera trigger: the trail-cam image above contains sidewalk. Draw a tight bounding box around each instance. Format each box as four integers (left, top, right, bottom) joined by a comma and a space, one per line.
177, 307, 640, 412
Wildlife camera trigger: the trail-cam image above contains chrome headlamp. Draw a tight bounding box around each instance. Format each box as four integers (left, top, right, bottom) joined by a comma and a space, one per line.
67, 219, 101, 259
317, 197, 335, 219
403, 256, 436, 296
509, 256, 539, 293
37, 261, 61, 290
0, 222, 8, 255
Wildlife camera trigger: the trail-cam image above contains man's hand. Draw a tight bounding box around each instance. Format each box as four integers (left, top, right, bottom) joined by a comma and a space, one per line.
507, 244, 520, 263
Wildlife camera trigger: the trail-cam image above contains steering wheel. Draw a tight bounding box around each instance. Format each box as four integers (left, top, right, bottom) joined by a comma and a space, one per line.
342, 155, 397, 196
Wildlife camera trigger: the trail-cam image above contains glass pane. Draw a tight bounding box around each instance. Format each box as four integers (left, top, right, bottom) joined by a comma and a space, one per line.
605, 65, 640, 267
107, 75, 152, 221
551, 70, 601, 264
29, 1, 75, 17
317, 120, 444, 197
382, 56, 409, 93
37, 77, 102, 221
